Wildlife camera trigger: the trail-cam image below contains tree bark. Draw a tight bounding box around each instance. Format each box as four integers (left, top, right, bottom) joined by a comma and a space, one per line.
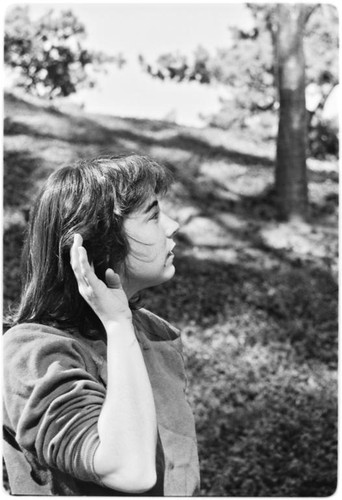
275, 4, 308, 221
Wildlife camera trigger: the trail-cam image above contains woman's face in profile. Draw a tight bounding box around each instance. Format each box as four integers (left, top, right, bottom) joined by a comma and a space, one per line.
121, 196, 179, 298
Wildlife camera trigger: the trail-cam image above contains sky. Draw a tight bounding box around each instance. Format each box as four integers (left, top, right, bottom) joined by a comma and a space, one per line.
5, 1, 254, 126
28, 3, 252, 57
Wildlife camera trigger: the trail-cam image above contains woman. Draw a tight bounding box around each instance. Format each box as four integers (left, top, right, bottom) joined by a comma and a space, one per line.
3, 154, 200, 496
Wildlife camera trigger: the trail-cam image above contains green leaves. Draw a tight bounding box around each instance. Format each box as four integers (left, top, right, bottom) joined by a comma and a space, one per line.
4, 6, 123, 98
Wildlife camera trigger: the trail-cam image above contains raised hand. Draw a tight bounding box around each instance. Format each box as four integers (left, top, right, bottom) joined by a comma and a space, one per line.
70, 234, 132, 327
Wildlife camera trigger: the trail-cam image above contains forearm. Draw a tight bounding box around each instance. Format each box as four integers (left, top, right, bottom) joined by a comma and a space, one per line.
93, 318, 157, 492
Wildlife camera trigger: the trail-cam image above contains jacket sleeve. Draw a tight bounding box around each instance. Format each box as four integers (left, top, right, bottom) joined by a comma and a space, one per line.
3, 324, 106, 484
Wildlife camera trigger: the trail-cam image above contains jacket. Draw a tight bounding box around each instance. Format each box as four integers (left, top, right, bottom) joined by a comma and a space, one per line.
3, 308, 200, 496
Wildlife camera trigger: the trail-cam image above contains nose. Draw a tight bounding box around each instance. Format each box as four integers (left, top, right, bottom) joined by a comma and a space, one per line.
162, 213, 179, 238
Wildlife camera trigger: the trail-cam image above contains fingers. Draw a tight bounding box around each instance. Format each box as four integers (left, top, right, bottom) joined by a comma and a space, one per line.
78, 246, 96, 288
70, 234, 121, 291
70, 234, 94, 291
105, 269, 122, 289
70, 233, 84, 282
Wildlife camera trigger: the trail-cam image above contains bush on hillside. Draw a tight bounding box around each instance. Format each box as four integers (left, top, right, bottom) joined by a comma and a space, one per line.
4, 6, 123, 98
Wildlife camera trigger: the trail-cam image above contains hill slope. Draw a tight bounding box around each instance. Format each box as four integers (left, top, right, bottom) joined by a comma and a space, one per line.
3, 90, 338, 496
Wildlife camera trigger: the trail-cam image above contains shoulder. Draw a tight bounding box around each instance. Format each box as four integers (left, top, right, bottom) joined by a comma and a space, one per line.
4, 322, 80, 349
3, 323, 99, 374
133, 308, 180, 342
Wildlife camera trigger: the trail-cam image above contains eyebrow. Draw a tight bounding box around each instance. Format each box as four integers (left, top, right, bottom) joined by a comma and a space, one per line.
143, 199, 159, 214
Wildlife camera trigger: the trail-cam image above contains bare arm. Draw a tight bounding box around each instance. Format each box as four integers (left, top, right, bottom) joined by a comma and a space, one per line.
70, 234, 157, 493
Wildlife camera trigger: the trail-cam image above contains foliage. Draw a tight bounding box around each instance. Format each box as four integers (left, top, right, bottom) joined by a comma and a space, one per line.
303, 4, 339, 86
3, 91, 338, 496
140, 4, 338, 107
139, 46, 212, 84
139, 3, 339, 158
4, 6, 124, 98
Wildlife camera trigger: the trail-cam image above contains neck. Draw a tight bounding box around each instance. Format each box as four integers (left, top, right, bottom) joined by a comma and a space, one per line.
121, 279, 139, 302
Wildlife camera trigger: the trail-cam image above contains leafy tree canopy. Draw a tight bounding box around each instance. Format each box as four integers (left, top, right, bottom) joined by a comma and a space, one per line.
4, 6, 125, 98
139, 4, 338, 116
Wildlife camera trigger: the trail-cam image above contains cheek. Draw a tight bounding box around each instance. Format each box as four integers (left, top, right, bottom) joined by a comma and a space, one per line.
129, 230, 166, 260
127, 240, 161, 267
134, 227, 160, 246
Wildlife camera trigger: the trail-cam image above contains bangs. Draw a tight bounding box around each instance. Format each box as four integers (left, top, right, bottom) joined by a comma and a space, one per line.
95, 154, 173, 214
127, 155, 172, 210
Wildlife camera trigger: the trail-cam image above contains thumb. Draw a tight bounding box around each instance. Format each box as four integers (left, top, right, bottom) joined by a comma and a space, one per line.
105, 269, 122, 289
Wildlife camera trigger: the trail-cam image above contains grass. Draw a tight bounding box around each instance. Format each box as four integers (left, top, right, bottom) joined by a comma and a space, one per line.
3, 89, 338, 496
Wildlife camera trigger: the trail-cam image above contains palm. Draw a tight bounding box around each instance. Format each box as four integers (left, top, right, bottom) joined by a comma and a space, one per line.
94, 271, 130, 320
70, 234, 132, 325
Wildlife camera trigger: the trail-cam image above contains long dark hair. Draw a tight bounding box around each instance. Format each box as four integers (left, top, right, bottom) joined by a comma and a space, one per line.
7, 154, 171, 337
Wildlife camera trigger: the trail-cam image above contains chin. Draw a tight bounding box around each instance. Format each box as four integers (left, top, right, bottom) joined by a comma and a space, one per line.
127, 262, 176, 295
164, 262, 176, 279
147, 265, 176, 289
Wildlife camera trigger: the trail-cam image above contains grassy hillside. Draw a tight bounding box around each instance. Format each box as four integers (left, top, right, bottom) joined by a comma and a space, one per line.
3, 90, 338, 496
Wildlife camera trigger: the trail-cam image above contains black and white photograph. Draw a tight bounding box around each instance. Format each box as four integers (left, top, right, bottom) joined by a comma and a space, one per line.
2, 1, 339, 497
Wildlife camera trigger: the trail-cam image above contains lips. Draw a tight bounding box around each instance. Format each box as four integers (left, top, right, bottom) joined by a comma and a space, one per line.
165, 243, 176, 262
167, 242, 176, 257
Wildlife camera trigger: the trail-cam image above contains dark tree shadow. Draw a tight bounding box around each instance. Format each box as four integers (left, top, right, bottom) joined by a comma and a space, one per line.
5, 91, 275, 167
3, 221, 26, 311
3, 150, 45, 209
194, 371, 337, 496
143, 251, 338, 367
142, 250, 337, 496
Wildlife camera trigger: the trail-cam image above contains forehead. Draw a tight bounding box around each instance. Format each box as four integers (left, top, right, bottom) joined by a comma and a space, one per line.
127, 195, 159, 219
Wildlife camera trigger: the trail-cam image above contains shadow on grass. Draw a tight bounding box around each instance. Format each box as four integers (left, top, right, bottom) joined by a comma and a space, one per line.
4, 115, 124, 148
5, 94, 275, 168
142, 251, 337, 496
115, 128, 275, 167
194, 369, 337, 496
167, 158, 337, 227
6, 93, 337, 231
308, 168, 339, 184
3, 150, 45, 210
3, 222, 26, 312
143, 252, 338, 366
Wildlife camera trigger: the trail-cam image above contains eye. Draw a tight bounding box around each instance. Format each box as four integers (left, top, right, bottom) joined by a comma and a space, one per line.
150, 208, 160, 221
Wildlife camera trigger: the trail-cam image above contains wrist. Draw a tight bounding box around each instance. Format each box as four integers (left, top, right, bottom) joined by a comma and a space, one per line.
103, 315, 134, 335
104, 317, 137, 349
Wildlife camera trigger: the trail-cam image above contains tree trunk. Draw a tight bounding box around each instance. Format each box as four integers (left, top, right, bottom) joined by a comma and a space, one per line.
275, 4, 308, 221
